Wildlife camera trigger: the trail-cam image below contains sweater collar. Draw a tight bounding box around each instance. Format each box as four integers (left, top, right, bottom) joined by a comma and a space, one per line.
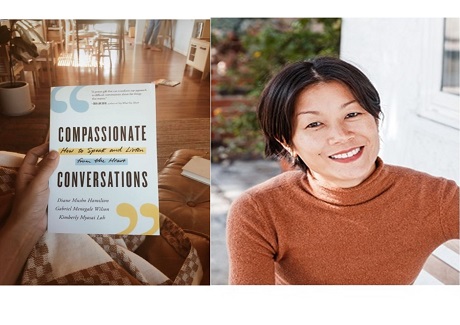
302, 157, 393, 206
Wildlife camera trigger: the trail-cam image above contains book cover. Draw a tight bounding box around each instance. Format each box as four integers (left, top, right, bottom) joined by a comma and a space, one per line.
48, 83, 159, 235
181, 156, 210, 185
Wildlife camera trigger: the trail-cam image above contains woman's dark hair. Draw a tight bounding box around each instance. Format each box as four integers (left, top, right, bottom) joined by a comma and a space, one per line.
257, 56, 382, 172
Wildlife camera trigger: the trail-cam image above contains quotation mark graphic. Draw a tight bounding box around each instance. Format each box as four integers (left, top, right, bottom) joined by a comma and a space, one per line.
51, 86, 89, 113
116, 203, 160, 235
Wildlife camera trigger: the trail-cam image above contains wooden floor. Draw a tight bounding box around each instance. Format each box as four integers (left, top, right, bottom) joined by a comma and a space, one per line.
0, 38, 210, 170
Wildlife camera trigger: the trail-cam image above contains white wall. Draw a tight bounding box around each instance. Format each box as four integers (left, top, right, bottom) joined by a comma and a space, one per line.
172, 20, 195, 56
134, 19, 194, 56
340, 18, 459, 183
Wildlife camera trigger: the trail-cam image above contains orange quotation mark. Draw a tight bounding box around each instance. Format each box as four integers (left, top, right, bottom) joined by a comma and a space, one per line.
116, 203, 159, 235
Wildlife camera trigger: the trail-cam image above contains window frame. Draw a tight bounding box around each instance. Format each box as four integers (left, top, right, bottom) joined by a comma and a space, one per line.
419, 18, 459, 129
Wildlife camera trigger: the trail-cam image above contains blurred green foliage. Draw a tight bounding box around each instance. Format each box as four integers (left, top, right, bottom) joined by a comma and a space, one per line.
213, 105, 266, 161
240, 18, 341, 97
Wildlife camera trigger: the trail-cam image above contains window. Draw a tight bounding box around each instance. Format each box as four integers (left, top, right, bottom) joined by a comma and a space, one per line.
441, 18, 459, 96
419, 18, 459, 129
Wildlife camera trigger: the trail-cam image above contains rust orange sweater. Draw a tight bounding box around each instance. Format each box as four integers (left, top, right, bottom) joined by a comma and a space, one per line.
227, 158, 459, 285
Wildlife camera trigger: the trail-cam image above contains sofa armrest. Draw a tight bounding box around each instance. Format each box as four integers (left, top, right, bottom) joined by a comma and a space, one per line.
158, 149, 210, 236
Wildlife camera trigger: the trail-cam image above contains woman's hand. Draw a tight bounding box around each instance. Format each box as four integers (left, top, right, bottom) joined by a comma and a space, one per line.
11, 142, 60, 236
0, 143, 59, 284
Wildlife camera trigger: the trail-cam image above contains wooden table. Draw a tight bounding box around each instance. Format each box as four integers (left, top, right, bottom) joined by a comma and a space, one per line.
75, 20, 125, 63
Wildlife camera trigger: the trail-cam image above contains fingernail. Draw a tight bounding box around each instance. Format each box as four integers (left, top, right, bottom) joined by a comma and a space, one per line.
48, 150, 59, 160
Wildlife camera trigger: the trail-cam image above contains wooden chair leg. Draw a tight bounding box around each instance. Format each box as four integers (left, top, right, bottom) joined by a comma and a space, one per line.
35, 70, 41, 88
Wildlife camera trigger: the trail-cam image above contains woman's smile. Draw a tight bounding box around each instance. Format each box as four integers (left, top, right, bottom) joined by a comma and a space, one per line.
328, 146, 363, 162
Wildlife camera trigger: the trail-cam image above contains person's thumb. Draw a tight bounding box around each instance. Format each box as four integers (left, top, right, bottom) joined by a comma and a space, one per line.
34, 150, 60, 186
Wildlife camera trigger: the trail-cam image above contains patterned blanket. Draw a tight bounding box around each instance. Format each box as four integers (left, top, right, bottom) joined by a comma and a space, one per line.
0, 163, 203, 285
21, 215, 203, 285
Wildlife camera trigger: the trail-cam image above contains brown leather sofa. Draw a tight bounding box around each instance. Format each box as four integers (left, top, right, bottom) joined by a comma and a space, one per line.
136, 149, 210, 285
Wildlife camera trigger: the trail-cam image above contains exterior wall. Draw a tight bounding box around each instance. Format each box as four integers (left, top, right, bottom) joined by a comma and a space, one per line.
340, 18, 459, 183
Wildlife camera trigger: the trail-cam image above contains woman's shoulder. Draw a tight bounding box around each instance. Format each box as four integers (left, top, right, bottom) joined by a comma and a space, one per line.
232, 170, 304, 204
228, 170, 304, 225
384, 162, 458, 189
247, 169, 303, 193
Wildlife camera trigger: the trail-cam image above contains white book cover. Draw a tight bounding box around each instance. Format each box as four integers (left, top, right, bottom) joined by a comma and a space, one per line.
181, 156, 210, 185
48, 83, 159, 235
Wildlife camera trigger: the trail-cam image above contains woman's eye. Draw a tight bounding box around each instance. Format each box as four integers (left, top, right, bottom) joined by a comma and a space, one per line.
346, 112, 361, 119
306, 121, 322, 129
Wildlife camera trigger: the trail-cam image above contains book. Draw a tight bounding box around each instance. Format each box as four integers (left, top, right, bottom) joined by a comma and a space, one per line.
48, 83, 159, 235
153, 79, 180, 87
181, 156, 210, 185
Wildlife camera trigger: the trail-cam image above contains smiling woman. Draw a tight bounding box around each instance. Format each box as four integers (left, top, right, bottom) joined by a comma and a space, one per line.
226, 57, 459, 285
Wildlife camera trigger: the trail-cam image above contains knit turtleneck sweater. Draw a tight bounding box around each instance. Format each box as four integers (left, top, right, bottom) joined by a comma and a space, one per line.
227, 158, 459, 285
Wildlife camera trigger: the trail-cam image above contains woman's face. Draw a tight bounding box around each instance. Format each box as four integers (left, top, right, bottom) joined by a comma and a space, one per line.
289, 81, 380, 188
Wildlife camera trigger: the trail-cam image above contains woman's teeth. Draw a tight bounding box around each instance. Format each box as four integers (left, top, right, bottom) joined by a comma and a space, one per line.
330, 147, 361, 159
